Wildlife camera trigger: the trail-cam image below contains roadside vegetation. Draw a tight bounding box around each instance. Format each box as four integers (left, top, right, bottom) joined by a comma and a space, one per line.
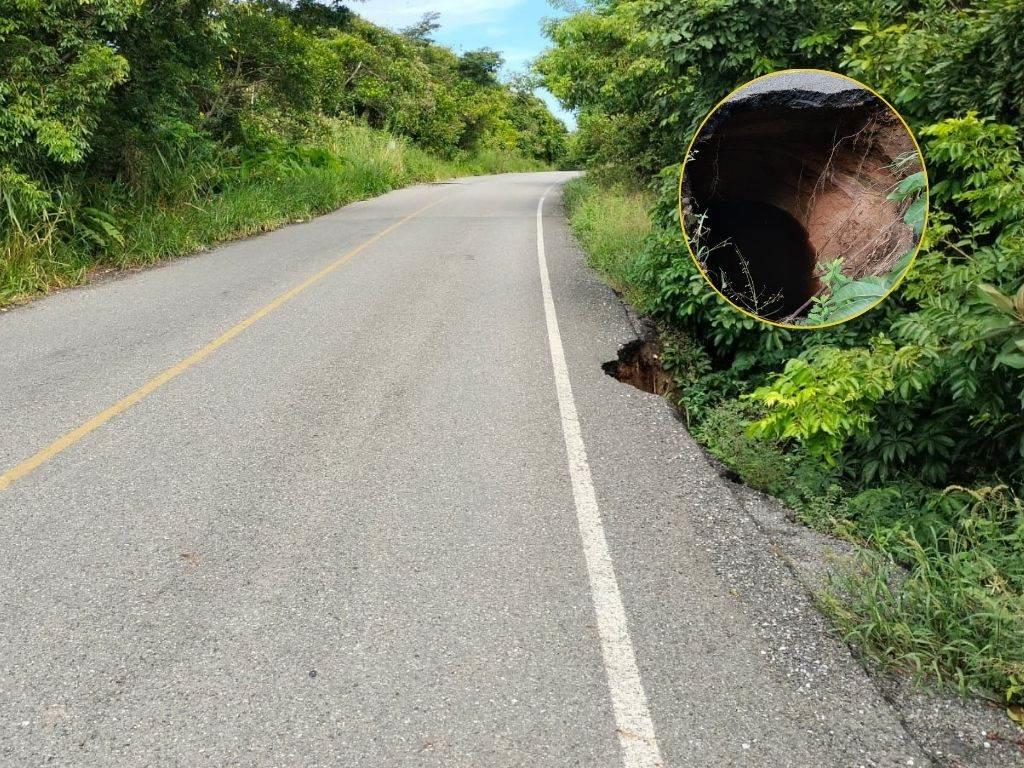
0, 1, 567, 305
545, 0, 1024, 712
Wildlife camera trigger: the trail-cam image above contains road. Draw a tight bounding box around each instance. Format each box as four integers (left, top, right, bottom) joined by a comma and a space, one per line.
0, 172, 926, 766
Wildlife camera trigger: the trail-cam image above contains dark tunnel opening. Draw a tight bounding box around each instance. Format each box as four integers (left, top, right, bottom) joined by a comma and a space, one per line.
701, 201, 818, 320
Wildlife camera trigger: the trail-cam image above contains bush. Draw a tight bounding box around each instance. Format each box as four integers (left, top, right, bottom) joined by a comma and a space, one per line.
694, 400, 792, 494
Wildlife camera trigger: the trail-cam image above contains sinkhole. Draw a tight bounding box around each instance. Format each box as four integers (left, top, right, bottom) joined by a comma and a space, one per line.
602, 339, 671, 395
684, 85, 919, 323
701, 200, 818, 320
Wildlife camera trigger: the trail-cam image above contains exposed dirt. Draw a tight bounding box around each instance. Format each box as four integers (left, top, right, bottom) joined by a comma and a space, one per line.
684, 87, 920, 321
602, 338, 672, 395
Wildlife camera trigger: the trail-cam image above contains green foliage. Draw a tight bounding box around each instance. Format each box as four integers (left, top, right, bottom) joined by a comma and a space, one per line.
843, 0, 1024, 126
978, 282, 1024, 371
695, 400, 792, 494
822, 485, 1024, 704
0, 0, 136, 229
804, 258, 848, 325
457, 49, 503, 86
743, 338, 936, 463
534, 1, 663, 179
0, 0, 568, 305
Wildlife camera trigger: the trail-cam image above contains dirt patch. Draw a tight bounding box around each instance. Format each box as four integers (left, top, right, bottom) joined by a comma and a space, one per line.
602, 338, 672, 395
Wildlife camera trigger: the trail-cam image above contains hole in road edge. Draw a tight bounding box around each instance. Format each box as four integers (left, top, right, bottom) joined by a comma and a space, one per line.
602, 333, 742, 484
602, 338, 673, 396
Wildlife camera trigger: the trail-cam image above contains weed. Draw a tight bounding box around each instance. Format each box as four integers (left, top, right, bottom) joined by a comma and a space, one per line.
694, 399, 792, 494
563, 178, 653, 303
822, 485, 1024, 704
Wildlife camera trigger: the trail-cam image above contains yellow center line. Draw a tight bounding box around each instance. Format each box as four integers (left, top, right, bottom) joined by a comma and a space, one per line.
0, 195, 448, 491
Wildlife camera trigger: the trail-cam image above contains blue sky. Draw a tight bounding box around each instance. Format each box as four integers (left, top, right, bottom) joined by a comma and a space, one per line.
357, 0, 576, 129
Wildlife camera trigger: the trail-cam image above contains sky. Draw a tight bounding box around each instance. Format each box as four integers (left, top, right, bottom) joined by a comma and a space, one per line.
357, 0, 577, 129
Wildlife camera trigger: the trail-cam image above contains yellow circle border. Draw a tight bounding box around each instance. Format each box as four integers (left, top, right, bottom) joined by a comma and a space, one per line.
676, 68, 930, 331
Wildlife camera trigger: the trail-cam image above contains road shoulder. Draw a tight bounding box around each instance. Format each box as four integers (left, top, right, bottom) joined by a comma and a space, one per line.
541, 182, 947, 767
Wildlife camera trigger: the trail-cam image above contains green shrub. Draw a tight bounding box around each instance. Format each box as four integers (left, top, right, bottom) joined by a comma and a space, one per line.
694, 400, 791, 494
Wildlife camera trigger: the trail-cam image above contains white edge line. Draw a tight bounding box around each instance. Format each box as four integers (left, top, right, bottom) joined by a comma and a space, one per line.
536, 184, 665, 768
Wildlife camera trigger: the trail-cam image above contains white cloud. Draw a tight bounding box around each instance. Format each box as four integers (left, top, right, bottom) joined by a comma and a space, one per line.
357, 0, 526, 31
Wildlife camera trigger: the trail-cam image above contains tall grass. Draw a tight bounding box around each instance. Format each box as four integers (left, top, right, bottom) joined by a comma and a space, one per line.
820, 484, 1024, 704
562, 178, 652, 301
0, 121, 547, 307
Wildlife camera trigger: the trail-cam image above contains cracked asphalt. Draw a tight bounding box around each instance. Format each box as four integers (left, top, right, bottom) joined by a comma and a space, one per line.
1, 172, 935, 766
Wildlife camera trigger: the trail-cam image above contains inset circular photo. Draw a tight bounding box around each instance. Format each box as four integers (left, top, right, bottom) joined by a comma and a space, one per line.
679, 69, 927, 328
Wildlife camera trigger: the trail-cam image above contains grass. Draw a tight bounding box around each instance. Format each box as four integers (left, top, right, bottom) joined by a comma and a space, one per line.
565, 175, 1024, 709
562, 177, 653, 302
820, 484, 1024, 706
693, 399, 793, 494
1, 121, 547, 307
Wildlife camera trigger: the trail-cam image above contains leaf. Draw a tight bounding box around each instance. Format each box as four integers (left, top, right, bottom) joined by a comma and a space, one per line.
888, 171, 926, 201
903, 196, 926, 235
994, 351, 1024, 369
826, 277, 891, 321
79, 207, 124, 248
978, 283, 1016, 316
887, 248, 915, 283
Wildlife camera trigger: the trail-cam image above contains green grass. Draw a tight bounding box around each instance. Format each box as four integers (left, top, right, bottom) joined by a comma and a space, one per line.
562, 177, 652, 302
820, 484, 1024, 705
566, 176, 1024, 708
693, 399, 793, 494
0, 121, 547, 307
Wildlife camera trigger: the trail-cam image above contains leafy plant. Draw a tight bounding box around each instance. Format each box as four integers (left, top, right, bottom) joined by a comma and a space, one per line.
744, 340, 923, 462
977, 281, 1024, 372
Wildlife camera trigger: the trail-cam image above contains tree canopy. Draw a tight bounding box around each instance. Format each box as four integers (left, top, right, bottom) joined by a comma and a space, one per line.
0, 0, 569, 232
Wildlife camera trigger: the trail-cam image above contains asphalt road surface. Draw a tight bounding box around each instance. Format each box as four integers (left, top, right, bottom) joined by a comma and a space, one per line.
1, 173, 928, 766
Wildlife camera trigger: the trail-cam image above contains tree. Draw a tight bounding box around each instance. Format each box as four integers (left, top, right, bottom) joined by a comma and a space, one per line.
400, 11, 440, 43
458, 49, 503, 86
0, 0, 137, 225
